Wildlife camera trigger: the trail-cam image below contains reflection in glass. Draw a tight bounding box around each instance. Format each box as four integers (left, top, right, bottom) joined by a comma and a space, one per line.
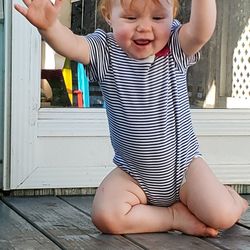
188, 0, 250, 109
40, 0, 105, 108
40, 0, 250, 109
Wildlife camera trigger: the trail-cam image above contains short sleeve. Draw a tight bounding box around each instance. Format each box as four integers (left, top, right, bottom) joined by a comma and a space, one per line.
84, 29, 110, 82
169, 20, 200, 73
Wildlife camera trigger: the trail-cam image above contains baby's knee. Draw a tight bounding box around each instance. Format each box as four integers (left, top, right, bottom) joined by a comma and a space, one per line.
208, 204, 241, 229
91, 205, 124, 234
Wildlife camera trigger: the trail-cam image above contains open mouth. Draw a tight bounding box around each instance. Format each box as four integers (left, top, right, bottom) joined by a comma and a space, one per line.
134, 39, 151, 46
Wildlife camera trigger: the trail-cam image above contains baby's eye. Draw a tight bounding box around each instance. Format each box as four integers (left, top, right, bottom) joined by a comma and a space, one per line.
125, 16, 137, 20
153, 16, 164, 20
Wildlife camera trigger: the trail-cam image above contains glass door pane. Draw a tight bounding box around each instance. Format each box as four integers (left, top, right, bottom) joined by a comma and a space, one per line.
40, 0, 108, 109
40, 0, 250, 109
186, 0, 250, 109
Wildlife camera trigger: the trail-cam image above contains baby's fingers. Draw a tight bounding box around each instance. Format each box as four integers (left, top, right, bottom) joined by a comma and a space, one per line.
54, 0, 63, 12
23, 0, 32, 7
14, 4, 28, 17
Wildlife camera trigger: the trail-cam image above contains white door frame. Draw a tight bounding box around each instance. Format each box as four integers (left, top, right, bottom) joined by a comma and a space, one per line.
5, 0, 250, 190
3, 0, 12, 190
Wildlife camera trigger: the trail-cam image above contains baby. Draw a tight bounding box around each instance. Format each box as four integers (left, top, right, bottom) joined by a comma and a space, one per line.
15, 0, 248, 237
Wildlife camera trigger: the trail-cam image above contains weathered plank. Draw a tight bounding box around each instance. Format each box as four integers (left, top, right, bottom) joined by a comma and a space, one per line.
60, 195, 93, 215
130, 197, 250, 250
3, 197, 143, 250
205, 225, 250, 250
242, 195, 250, 202
125, 233, 222, 250
0, 200, 60, 250
239, 207, 250, 228
239, 195, 250, 228
61, 196, 223, 249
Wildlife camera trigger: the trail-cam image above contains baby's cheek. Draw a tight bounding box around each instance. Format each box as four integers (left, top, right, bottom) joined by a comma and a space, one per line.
158, 31, 171, 45
114, 31, 131, 48
115, 30, 129, 41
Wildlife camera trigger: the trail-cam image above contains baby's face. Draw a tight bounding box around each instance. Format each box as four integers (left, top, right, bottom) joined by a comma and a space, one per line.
108, 0, 173, 59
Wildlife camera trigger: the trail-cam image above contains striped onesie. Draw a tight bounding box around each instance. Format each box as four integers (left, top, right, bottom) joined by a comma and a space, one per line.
85, 20, 201, 207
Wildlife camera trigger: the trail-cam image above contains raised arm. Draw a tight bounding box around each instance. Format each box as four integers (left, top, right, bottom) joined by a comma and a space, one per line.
178, 0, 217, 56
14, 0, 90, 65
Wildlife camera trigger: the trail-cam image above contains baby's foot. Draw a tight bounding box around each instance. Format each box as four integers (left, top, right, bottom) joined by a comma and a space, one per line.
171, 202, 218, 237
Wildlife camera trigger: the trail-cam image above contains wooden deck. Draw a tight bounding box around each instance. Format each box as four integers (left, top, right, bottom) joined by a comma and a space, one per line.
0, 195, 249, 250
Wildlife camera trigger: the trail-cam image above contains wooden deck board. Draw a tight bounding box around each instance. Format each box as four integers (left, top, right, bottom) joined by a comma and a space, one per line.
61, 196, 223, 249
125, 233, 222, 250
63, 196, 249, 249
239, 195, 250, 228
61, 195, 250, 228
3, 197, 143, 250
1, 195, 249, 250
0, 200, 60, 250
60, 195, 93, 216
205, 225, 250, 250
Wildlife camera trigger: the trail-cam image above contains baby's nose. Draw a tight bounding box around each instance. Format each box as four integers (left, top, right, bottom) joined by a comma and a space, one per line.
136, 19, 152, 32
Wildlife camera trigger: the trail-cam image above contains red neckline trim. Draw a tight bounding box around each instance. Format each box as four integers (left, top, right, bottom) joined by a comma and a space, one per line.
155, 46, 170, 57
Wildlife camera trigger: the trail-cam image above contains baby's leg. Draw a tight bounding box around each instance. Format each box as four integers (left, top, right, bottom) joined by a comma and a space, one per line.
179, 157, 248, 230
91, 167, 217, 236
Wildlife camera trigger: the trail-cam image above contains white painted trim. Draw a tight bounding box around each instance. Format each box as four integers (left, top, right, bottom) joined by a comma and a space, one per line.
37, 108, 250, 137
3, 0, 12, 190
38, 108, 109, 137
191, 109, 250, 136
38, 108, 107, 120
10, 0, 41, 189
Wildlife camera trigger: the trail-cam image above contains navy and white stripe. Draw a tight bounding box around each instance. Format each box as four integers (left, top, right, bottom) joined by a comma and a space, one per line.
85, 20, 200, 207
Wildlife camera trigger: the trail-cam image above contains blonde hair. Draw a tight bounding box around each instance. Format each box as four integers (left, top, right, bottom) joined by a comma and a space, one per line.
99, 0, 180, 19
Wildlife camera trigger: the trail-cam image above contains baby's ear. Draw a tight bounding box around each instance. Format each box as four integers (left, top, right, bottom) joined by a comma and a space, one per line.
104, 14, 112, 27
105, 18, 112, 27
100, 5, 111, 26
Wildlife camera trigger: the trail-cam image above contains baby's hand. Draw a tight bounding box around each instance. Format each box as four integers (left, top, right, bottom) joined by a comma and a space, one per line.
14, 0, 62, 31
